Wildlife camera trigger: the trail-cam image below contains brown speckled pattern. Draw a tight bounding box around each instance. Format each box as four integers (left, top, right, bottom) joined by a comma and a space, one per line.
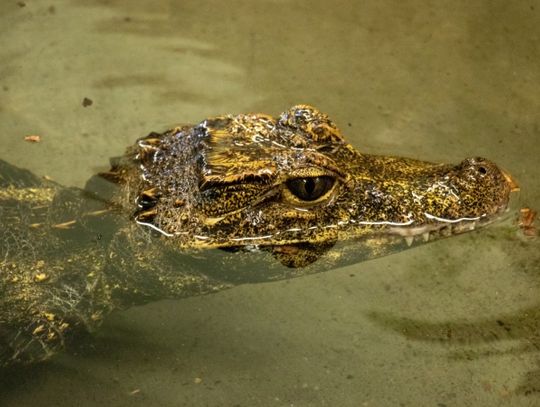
0, 105, 514, 367
121, 105, 512, 252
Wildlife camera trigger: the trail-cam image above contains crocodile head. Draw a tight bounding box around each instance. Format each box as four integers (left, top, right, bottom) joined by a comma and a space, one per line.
115, 105, 517, 269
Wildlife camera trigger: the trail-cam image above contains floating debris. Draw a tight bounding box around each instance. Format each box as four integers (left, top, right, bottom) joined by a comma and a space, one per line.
82, 97, 93, 107
518, 207, 538, 238
24, 135, 41, 143
34, 273, 49, 282
52, 220, 77, 229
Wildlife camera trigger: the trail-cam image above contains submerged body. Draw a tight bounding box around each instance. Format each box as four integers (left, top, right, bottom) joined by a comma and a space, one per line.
0, 105, 516, 366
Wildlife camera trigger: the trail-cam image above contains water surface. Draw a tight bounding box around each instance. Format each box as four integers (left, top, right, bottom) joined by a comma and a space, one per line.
1, 1, 539, 406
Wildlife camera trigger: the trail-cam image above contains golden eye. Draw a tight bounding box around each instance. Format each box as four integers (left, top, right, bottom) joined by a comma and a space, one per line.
285, 176, 335, 202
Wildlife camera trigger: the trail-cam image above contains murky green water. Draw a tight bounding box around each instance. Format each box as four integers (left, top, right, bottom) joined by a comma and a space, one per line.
1, 1, 539, 406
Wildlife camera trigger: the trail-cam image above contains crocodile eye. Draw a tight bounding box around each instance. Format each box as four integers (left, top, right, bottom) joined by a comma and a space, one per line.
286, 176, 335, 201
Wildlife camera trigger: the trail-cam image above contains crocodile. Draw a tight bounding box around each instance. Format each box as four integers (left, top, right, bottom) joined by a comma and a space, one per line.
0, 105, 517, 367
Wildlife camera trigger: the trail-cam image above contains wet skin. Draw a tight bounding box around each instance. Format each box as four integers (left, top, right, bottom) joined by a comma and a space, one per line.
0, 105, 517, 366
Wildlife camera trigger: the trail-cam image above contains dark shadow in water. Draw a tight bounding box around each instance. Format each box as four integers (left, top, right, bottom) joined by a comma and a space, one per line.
368, 229, 540, 397
0, 355, 128, 405
0, 321, 176, 404
0, 302, 281, 403
69, 318, 179, 365
368, 304, 540, 397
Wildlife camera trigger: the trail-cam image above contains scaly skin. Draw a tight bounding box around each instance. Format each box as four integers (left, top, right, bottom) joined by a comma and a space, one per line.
0, 105, 516, 366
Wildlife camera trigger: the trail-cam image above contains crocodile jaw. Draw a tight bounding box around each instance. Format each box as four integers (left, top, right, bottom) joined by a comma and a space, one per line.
118, 105, 517, 268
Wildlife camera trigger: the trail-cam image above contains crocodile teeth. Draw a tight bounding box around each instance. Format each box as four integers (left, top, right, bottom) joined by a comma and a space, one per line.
441, 225, 452, 237
404, 236, 414, 247
422, 232, 430, 242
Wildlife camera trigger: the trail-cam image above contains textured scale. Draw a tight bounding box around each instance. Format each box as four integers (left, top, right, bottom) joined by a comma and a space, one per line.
0, 105, 517, 367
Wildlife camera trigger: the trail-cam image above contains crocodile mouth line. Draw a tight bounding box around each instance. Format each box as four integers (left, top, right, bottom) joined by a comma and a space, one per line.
387, 208, 510, 247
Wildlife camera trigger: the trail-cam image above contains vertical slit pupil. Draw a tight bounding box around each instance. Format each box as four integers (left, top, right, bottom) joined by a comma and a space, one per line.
286, 176, 335, 201
304, 178, 316, 195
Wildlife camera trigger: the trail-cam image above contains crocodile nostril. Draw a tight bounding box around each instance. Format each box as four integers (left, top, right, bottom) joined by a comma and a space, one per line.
461, 158, 491, 177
